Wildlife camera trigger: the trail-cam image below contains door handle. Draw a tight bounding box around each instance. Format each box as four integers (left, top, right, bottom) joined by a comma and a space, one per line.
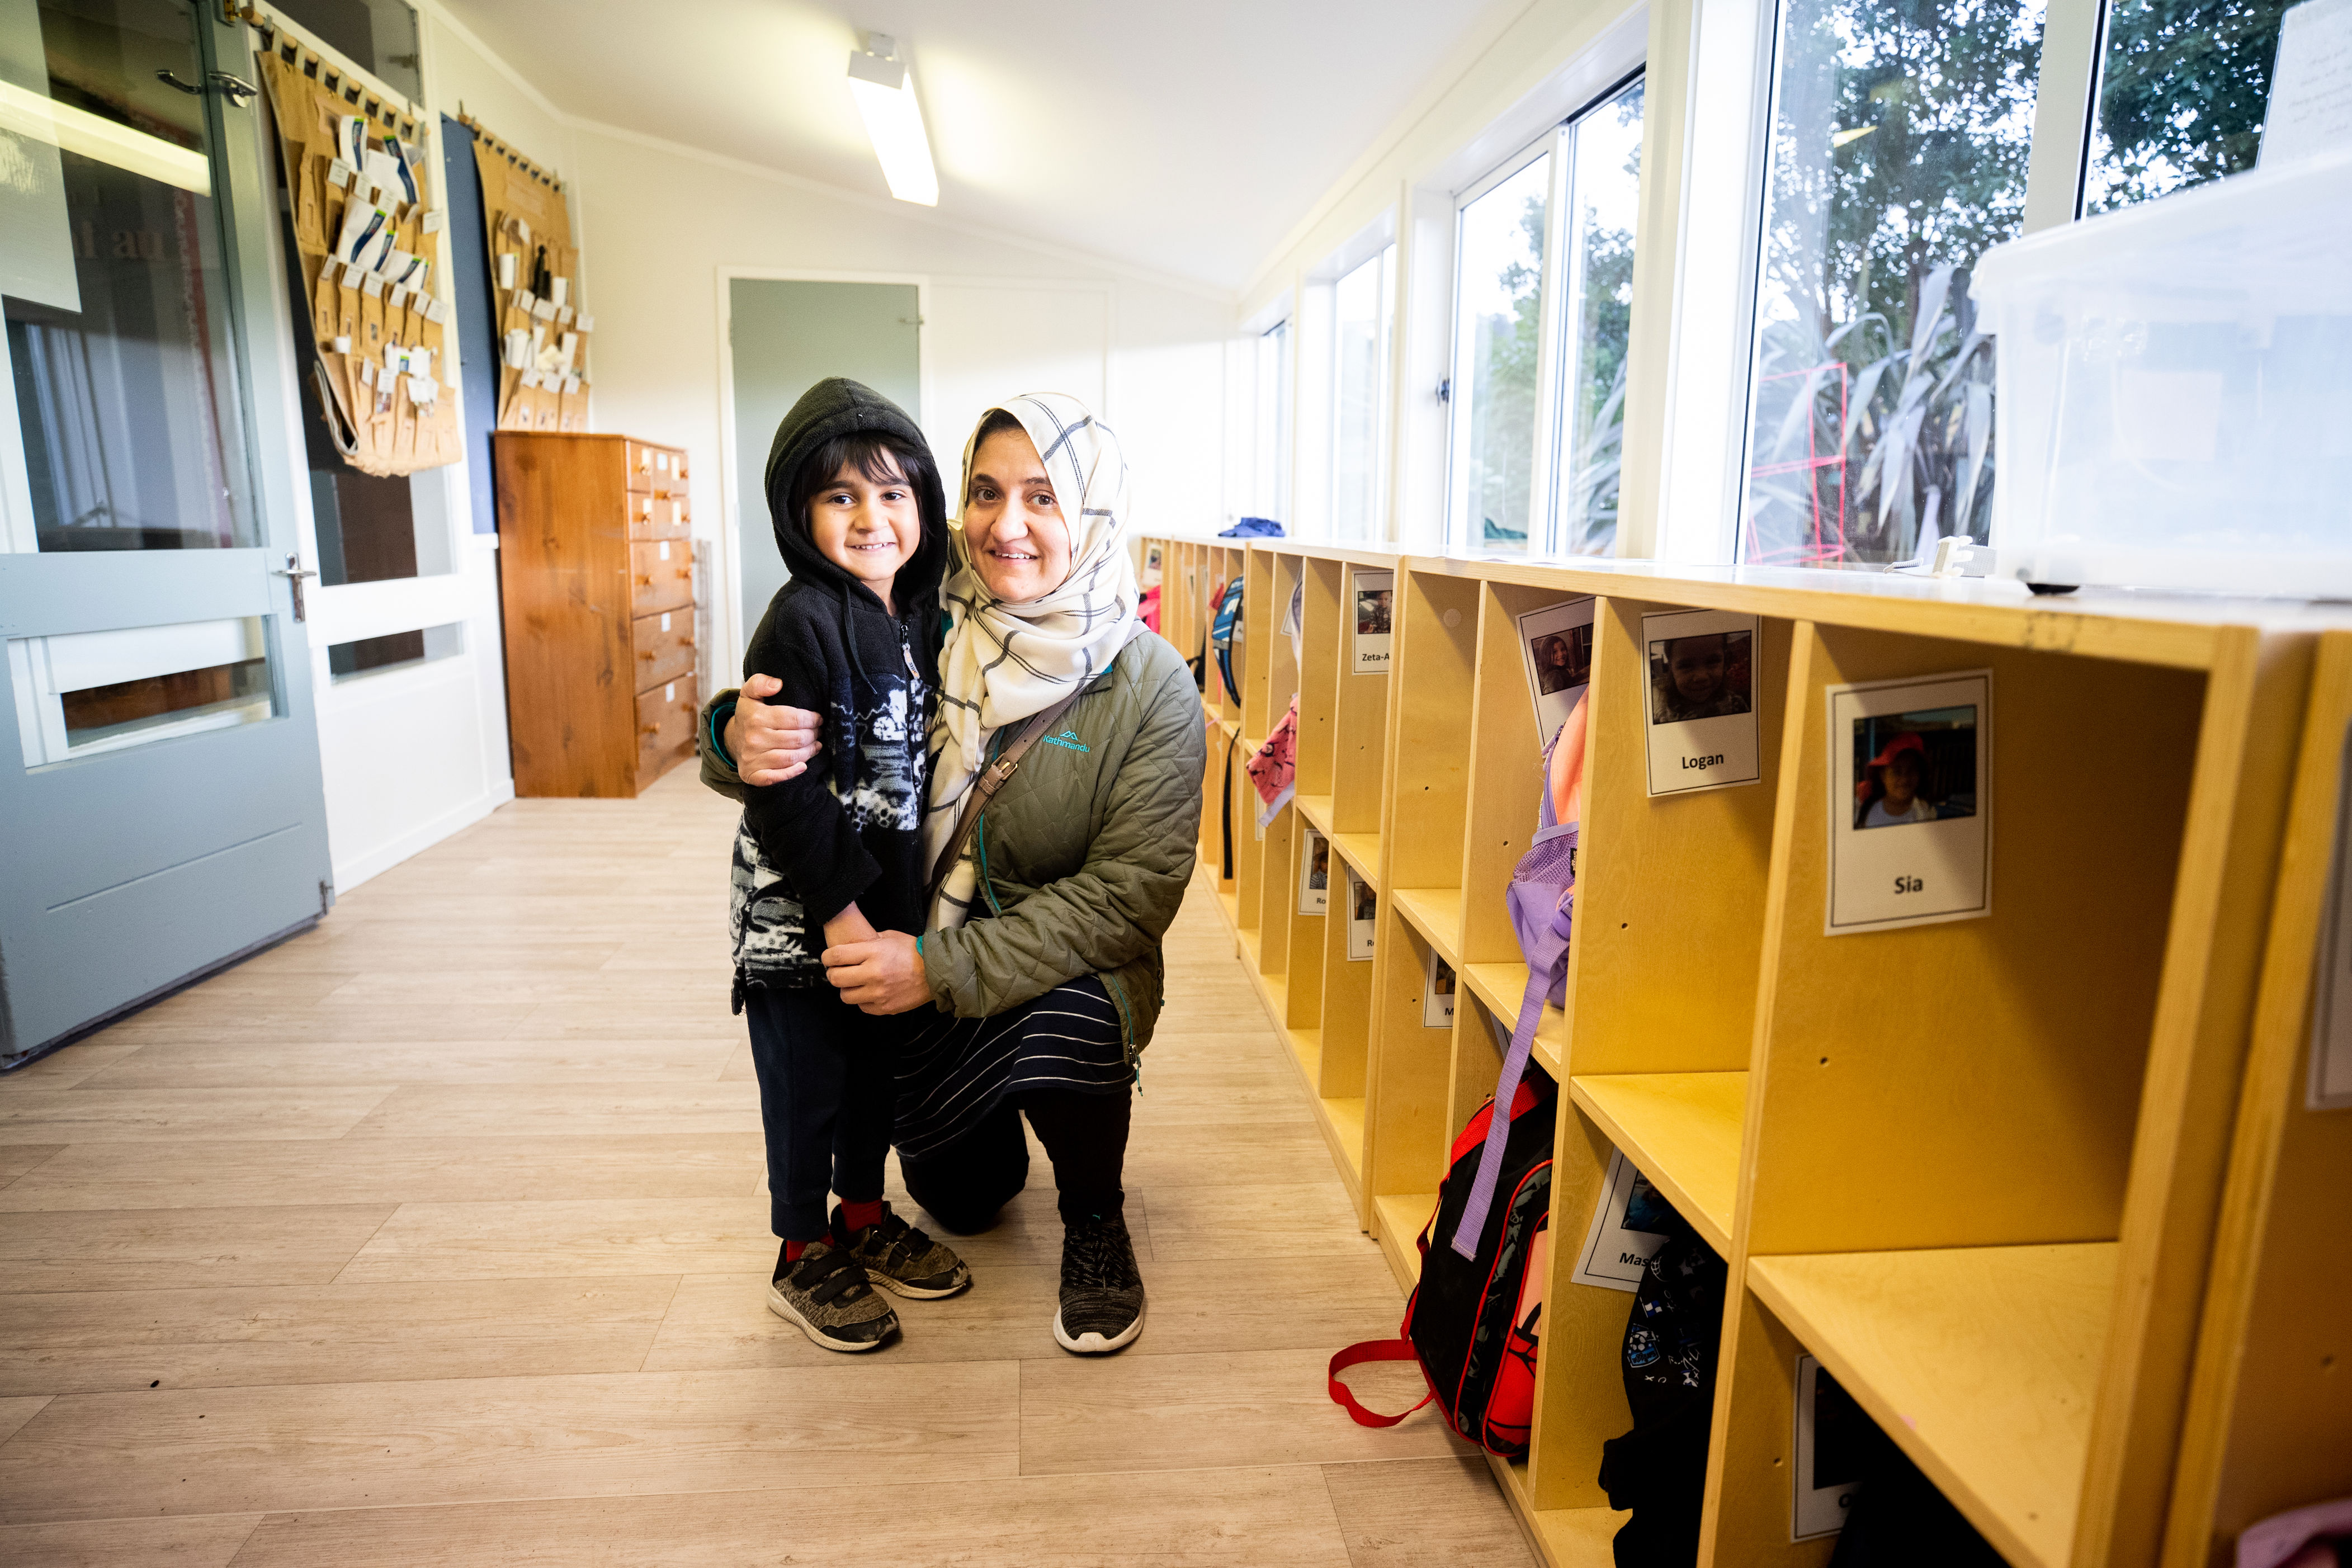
209, 72, 258, 106
156, 69, 203, 95
273, 553, 319, 621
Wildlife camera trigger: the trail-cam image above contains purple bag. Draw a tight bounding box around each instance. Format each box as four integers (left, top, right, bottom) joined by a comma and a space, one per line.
1450, 724, 1578, 1258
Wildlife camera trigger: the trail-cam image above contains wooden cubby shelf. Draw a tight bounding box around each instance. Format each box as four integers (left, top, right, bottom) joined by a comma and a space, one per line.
1747, 1244, 2115, 1568
1568, 1071, 1745, 1255
1390, 886, 1463, 962
1141, 533, 2351, 1568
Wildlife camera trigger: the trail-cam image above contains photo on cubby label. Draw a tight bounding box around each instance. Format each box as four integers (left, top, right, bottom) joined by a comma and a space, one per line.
1517, 597, 1597, 752
1298, 827, 1330, 917
1424, 949, 1456, 1028
1141, 542, 1163, 588
1570, 1147, 1672, 1291
2304, 723, 2352, 1109
1792, 1353, 1867, 1538
1352, 569, 1394, 673
1642, 608, 1761, 796
1825, 670, 1991, 934
1346, 867, 1376, 961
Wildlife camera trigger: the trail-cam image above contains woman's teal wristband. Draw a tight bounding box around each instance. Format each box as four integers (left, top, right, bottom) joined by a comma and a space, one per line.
915, 934, 923, 956
706, 699, 737, 771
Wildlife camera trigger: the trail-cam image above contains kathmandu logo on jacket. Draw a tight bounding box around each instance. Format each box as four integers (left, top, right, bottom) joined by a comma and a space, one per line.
1041, 728, 1090, 753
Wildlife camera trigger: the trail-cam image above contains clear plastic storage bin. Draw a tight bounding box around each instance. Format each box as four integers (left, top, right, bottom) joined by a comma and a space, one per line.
1972, 148, 2352, 595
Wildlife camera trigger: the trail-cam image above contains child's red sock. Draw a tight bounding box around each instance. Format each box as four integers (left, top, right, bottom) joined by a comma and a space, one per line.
783, 1238, 813, 1264
840, 1198, 886, 1234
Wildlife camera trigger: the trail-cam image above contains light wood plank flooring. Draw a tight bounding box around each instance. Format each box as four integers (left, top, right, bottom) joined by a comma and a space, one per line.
0, 768, 1531, 1566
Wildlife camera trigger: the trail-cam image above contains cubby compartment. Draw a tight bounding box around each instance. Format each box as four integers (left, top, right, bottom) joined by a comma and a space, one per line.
2162, 630, 2352, 1568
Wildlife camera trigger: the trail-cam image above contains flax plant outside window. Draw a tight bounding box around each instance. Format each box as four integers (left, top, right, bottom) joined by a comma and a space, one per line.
1741, 0, 2047, 567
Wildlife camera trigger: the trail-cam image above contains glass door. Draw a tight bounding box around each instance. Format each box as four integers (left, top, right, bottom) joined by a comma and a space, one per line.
0, 0, 330, 1063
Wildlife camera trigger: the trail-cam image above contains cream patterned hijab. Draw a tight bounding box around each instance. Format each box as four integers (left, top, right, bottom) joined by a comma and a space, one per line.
925, 392, 1142, 928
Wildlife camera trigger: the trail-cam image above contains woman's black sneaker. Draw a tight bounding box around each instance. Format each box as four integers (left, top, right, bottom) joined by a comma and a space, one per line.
767, 1239, 898, 1352
832, 1201, 972, 1299
1054, 1212, 1145, 1353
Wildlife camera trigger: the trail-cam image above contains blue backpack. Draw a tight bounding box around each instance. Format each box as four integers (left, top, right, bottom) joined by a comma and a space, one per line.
1209, 574, 1244, 705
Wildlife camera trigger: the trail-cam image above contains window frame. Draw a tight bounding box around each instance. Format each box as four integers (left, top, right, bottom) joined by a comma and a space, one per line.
1444, 69, 1649, 559
1325, 240, 1396, 543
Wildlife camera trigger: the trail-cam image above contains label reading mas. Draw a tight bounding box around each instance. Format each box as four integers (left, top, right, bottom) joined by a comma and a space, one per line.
1641, 608, 1762, 796
1824, 670, 1992, 934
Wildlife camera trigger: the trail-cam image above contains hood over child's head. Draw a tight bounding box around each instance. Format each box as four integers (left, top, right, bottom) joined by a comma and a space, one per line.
762, 377, 948, 612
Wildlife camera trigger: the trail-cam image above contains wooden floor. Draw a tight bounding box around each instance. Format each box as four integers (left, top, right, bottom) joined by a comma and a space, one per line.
0, 768, 1531, 1566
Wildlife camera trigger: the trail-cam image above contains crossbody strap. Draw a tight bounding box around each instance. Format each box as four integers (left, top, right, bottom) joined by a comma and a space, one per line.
923, 689, 1084, 916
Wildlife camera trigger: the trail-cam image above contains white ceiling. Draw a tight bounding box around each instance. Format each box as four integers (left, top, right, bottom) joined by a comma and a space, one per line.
435, 0, 1507, 294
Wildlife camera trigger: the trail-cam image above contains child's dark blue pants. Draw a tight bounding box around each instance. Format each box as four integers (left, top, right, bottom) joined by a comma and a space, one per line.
743, 983, 910, 1241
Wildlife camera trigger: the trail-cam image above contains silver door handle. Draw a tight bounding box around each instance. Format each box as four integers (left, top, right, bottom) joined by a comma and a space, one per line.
209, 72, 258, 106
273, 554, 318, 621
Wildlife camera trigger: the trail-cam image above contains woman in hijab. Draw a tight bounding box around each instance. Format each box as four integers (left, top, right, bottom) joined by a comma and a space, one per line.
705, 394, 1206, 1355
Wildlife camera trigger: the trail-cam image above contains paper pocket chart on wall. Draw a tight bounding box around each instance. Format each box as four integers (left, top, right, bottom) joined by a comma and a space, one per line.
465, 115, 592, 436
252, 20, 458, 478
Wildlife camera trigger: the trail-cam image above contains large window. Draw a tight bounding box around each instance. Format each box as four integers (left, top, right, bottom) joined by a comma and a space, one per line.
1740, 0, 2047, 566
1330, 245, 1394, 540
1448, 75, 1645, 556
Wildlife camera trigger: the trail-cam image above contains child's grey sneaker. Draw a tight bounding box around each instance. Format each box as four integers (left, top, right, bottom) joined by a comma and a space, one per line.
767, 1239, 898, 1352
1052, 1212, 1145, 1354
833, 1202, 972, 1299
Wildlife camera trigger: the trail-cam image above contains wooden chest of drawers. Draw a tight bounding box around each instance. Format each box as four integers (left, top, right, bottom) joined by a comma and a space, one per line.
494, 432, 702, 797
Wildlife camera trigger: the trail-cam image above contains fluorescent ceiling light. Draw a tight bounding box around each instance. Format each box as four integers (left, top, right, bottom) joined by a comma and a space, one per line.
0, 80, 211, 196
847, 35, 937, 206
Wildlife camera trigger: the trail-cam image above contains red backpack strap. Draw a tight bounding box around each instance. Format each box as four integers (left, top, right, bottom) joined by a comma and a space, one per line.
1328, 1339, 1435, 1427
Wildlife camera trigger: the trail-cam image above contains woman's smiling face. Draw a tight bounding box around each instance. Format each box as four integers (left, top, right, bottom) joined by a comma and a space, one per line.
964, 424, 1070, 603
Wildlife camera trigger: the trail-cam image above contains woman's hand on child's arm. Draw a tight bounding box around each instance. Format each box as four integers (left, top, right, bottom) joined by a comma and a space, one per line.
822, 902, 879, 949
822, 931, 933, 1015
727, 674, 825, 785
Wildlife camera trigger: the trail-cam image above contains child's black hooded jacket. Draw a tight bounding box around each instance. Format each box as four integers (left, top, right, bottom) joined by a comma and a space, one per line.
731, 377, 947, 988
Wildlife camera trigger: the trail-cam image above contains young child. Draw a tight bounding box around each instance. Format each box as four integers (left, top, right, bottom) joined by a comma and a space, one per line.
1653, 632, 1753, 722
730, 377, 971, 1353
1856, 731, 1940, 828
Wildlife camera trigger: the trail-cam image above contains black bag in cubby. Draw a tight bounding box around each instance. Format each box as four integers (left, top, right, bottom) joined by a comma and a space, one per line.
1597, 1202, 1728, 1567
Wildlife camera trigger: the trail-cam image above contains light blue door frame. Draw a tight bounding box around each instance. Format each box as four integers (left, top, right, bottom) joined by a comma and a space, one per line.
0, 1, 332, 1064
728, 277, 922, 657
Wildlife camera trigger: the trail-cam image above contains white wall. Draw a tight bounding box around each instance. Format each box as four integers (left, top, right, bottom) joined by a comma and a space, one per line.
566, 125, 1235, 676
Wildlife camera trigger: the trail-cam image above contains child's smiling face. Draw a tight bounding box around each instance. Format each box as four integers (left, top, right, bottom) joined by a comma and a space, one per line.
810, 455, 920, 604
1882, 753, 1921, 808
1668, 635, 1728, 704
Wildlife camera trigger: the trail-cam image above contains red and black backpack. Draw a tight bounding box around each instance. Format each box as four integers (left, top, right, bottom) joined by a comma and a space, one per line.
1328, 1073, 1556, 1457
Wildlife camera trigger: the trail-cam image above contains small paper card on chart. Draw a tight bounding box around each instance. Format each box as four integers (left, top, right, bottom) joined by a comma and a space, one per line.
1824, 670, 1991, 935
1570, 1148, 1673, 1292
1352, 569, 1394, 674
1642, 608, 1761, 796
1518, 597, 1597, 752
1345, 867, 1376, 961
1423, 950, 1456, 1029
1298, 827, 1330, 917
2303, 720, 2352, 1109
1792, 1354, 1867, 1538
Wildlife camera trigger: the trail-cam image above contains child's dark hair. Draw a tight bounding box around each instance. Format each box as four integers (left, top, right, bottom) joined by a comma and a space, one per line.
783, 432, 939, 538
